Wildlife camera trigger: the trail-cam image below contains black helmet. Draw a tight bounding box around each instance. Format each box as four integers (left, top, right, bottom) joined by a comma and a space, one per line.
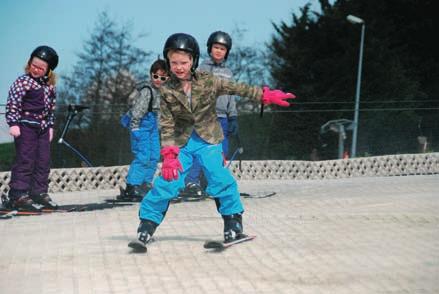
30, 46, 59, 71
163, 33, 200, 72
207, 31, 232, 60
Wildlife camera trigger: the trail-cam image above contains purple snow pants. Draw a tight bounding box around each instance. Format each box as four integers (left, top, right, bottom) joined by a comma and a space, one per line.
9, 124, 51, 195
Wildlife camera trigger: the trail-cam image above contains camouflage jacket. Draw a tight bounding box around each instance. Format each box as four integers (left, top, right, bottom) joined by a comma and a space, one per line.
129, 81, 161, 129
159, 71, 262, 147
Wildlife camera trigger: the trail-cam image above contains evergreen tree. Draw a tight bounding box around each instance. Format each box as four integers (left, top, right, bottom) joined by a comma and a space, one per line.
266, 0, 436, 159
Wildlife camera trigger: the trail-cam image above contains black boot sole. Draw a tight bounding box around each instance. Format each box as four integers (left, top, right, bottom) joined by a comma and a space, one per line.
128, 240, 147, 252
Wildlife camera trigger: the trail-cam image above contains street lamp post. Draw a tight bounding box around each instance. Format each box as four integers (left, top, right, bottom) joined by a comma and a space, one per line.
347, 14, 365, 158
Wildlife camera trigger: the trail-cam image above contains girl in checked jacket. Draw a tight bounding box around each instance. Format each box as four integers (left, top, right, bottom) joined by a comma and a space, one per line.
4, 46, 59, 211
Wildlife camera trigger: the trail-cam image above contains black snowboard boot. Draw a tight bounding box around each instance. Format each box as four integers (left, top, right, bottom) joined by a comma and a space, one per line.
128, 219, 158, 251
184, 182, 204, 198
223, 213, 245, 243
30, 193, 58, 209
7, 189, 43, 211
0, 194, 9, 208
120, 184, 149, 201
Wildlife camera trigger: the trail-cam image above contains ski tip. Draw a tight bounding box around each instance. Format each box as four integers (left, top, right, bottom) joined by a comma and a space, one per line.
0, 210, 18, 219
203, 240, 224, 249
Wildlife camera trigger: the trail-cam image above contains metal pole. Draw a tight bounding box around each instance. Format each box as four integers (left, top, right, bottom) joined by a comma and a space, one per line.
338, 124, 345, 159
351, 23, 365, 158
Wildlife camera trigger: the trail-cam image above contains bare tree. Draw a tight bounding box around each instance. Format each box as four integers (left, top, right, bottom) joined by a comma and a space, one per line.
60, 11, 151, 118
55, 11, 152, 167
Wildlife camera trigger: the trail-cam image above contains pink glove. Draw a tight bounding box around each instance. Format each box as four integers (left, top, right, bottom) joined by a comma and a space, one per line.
262, 86, 296, 107
160, 146, 183, 181
9, 126, 20, 138
49, 128, 54, 142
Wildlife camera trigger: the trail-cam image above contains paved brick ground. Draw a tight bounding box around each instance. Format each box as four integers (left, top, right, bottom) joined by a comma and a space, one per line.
1, 175, 438, 294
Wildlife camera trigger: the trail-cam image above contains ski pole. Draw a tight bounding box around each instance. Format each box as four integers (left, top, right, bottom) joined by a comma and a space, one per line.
226, 130, 244, 170
226, 146, 243, 169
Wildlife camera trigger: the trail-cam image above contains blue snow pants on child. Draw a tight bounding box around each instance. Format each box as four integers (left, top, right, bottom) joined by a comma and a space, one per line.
126, 112, 160, 186
139, 131, 243, 224
185, 117, 228, 185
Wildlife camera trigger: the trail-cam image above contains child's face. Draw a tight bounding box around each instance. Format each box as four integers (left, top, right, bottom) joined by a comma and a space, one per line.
29, 57, 49, 78
168, 51, 193, 80
211, 43, 227, 63
151, 69, 169, 88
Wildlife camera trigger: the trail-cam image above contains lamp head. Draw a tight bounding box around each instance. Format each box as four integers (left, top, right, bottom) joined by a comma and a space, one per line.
347, 15, 364, 24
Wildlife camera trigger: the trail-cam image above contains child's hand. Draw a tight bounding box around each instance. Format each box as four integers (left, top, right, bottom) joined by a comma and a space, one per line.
9, 126, 20, 138
160, 146, 183, 181
262, 86, 296, 107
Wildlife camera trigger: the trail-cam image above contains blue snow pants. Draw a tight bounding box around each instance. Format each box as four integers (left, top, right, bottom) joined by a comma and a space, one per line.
139, 131, 243, 224
126, 112, 160, 185
185, 117, 228, 184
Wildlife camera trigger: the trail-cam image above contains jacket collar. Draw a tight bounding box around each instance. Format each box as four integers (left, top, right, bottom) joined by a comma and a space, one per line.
27, 73, 47, 85
166, 74, 200, 113
203, 57, 226, 67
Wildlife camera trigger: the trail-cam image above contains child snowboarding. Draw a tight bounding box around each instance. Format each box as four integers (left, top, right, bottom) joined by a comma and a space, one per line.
128, 33, 295, 252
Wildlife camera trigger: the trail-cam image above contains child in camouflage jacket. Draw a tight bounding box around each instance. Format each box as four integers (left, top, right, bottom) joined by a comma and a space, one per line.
129, 33, 295, 251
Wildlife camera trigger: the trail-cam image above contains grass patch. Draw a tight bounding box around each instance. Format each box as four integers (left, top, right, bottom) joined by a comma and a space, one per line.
0, 142, 14, 171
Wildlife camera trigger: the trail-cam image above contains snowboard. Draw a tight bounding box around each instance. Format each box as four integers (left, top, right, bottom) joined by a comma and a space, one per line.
204, 235, 256, 251
0, 202, 133, 219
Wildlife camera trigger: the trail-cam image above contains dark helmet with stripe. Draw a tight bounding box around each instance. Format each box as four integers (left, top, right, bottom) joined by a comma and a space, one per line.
30, 46, 59, 71
207, 31, 232, 60
163, 33, 200, 72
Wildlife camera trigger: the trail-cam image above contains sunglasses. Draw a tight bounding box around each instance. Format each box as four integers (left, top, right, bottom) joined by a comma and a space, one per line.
152, 74, 168, 81
30, 63, 47, 72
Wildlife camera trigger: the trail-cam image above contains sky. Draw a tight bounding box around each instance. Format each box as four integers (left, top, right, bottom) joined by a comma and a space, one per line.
0, 0, 321, 142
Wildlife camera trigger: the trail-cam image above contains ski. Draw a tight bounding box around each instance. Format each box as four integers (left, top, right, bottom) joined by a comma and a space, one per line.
0, 207, 73, 216
0, 202, 133, 218
204, 235, 256, 251
105, 198, 142, 204
0, 209, 42, 217
0, 210, 18, 219
42, 205, 83, 213
54, 203, 133, 211
240, 191, 276, 199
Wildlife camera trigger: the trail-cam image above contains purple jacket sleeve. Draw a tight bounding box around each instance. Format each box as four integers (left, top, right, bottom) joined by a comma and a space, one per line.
5, 76, 27, 126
